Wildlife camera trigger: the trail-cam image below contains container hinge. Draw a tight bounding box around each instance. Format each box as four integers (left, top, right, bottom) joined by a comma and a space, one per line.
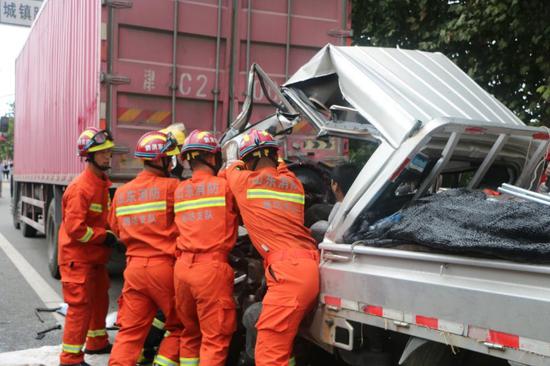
101, 0, 133, 9
101, 73, 131, 85
327, 28, 353, 38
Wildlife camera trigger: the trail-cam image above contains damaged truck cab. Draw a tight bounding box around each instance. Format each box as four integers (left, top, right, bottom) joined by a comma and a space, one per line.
226, 45, 550, 366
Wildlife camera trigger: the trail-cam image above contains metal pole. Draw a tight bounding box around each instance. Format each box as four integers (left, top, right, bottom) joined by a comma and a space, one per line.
246, 0, 251, 73
171, 0, 179, 124
498, 187, 550, 206
413, 132, 461, 201
516, 140, 549, 188
341, 0, 348, 46
227, 0, 239, 122
213, 0, 222, 133
467, 133, 508, 189
285, 0, 291, 80
501, 183, 550, 203
106, 5, 115, 130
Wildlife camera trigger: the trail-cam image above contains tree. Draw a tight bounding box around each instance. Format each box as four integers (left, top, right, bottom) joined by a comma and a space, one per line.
351, 0, 550, 127
0, 102, 15, 161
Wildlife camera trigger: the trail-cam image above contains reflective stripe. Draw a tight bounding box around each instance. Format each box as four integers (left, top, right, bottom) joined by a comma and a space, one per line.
87, 328, 107, 337
180, 357, 199, 366
153, 354, 178, 366
89, 203, 103, 213
289, 357, 296, 366
137, 349, 147, 363
62, 343, 83, 354
152, 317, 165, 330
247, 188, 304, 204
78, 226, 94, 243
115, 201, 167, 217
175, 196, 225, 212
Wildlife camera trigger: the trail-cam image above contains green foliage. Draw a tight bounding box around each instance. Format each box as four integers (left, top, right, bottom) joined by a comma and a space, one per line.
351, 0, 550, 126
0, 102, 15, 160
349, 139, 378, 166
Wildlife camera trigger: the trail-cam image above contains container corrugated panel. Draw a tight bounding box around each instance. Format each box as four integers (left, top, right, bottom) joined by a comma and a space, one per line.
107, 0, 236, 176
14, 0, 100, 183
16, 0, 350, 183
109, 0, 351, 177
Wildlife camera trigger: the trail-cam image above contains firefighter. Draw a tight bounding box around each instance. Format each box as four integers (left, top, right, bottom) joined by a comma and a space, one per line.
108, 130, 181, 366
160, 123, 187, 179
224, 129, 320, 366
58, 127, 117, 366
173, 130, 238, 366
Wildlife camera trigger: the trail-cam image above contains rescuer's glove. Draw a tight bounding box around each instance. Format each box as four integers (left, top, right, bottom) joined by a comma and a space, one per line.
104, 230, 118, 248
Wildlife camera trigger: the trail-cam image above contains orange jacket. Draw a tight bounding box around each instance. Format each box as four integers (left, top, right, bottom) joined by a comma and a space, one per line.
58, 167, 112, 265
174, 169, 238, 253
109, 170, 179, 258
225, 161, 316, 258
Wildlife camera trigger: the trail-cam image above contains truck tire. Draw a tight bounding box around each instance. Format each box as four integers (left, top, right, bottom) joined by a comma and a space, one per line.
12, 194, 20, 230
403, 342, 455, 366
46, 200, 60, 279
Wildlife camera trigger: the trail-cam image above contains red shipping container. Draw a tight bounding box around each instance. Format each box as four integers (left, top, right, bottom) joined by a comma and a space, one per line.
15, 0, 351, 183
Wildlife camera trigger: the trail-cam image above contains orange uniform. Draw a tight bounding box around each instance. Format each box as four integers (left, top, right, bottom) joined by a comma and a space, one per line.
226, 161, 319, 366
108, 170, 181, 366
173, 169, 239, 366
58, 166, 112, 365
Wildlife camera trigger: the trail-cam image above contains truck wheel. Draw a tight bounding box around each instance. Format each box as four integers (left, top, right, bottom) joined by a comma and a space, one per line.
12, 195, 20, 230
403, 342, 456, 366
46, 200, 60, 279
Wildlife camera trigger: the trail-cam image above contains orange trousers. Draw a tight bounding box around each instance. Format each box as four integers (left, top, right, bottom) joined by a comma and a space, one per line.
60, 263, 110, 365
255, 250, 320, 366
174, 253, 236, 366
109, 256, 181, 366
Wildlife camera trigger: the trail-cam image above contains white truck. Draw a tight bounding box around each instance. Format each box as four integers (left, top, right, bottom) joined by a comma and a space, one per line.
224, 45, 550, 366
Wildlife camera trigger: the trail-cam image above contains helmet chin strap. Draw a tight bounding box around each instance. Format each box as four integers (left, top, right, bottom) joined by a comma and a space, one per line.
145, 158, 171, 177
196, 157, 218, 174
249, 157, 261, 171
87, 153, 111, 171
246, 153, 277, 171
191, 152, 220, 174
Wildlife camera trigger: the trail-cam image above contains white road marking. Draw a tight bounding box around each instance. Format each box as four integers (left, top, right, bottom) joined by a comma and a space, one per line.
0, 232, 64, 324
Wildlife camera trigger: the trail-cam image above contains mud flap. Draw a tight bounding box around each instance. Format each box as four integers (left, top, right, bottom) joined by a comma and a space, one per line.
398, 337, 429, 365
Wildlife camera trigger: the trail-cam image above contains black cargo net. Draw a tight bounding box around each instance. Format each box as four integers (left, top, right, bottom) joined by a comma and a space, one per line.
346, 189, 550, 263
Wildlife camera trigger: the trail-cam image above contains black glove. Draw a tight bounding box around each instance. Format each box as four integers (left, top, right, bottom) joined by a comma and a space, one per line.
104, 231, 118, 248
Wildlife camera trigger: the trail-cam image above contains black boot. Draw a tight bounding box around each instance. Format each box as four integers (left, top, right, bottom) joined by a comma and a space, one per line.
83, 343, 112, 354
59, 362, 91, 366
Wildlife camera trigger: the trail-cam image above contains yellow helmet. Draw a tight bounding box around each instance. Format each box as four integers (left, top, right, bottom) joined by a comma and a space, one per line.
160, 123, 186, 147
77, 127, 114, 157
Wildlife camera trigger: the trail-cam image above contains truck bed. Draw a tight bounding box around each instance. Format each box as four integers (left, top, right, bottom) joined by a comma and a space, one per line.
318, 242, 550, 363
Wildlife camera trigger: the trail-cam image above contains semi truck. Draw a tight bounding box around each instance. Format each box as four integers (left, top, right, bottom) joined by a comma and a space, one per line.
12, 0, 351, 278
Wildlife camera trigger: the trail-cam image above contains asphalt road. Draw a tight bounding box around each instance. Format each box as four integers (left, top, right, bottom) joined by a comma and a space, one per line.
0, 181, 124, 353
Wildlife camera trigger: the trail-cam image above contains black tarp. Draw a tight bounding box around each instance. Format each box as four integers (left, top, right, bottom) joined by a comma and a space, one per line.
346, 189, 550, 263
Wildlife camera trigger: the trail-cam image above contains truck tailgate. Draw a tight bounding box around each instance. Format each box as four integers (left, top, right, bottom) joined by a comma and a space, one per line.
320, 243, 550, 345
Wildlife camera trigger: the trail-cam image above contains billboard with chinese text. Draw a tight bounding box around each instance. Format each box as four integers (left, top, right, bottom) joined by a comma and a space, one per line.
0, 0, 42, 27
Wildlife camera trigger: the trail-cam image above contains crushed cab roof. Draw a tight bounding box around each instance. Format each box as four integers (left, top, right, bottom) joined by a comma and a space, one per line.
285, 45, 525, 147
